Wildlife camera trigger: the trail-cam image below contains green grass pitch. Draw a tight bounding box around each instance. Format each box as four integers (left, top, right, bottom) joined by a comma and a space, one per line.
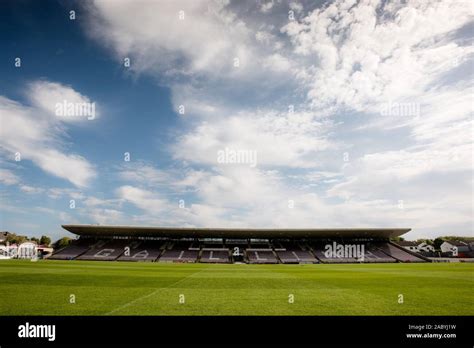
0, 260, 472, 316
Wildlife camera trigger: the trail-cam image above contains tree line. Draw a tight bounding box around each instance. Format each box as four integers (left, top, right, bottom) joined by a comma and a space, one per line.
3, 233, 72, 250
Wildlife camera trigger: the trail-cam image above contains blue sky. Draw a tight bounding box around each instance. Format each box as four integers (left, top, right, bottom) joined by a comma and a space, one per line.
0, 0, 473, 241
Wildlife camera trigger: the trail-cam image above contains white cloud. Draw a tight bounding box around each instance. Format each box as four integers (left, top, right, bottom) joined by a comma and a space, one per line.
282, 0, 473, 111
260, 1, 274, 13
0, 81, 97, 187
76, 0, 473, 238
32, 149, 95, 188
46, 188, 85, 200
19, 185, 45, 194
289, 2, 303, 13
85, 208, 125, 225
173, 109, 335, 168
255, 30, 274, 44
85, 0, 302, 114
86, 0, 257, 76
83, 196, 121, 208
263, 53, 292, 72
28, 81, 97, 121
0, 169, 20, 185
116, 185, 169, 214
118, 162, 170, 186
275, 0, 474, 237
174, 169, 210, 188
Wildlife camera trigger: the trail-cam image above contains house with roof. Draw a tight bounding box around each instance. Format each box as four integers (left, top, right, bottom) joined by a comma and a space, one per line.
440, 240, 471, 257
396, 241, 419, 252
416, 242, 435, 253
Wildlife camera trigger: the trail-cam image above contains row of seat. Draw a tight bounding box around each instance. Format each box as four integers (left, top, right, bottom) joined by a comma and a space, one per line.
50, 239, 426, 263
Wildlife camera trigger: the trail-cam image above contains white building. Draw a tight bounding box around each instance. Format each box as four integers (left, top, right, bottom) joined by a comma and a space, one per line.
396, 241, 419, 252
417, 242, 435, 253
440, 241, 470, 257
0, 242, 39, 260
17, 241, 38, 259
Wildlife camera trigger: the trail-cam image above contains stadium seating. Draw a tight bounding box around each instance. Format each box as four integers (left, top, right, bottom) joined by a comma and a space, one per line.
378, 243, 426, 262
226, 242, 247, 253
200, 249, 230, 263
275, 242, 318, 263
50, 236, 427, 264
159, 250, 198, 262
363, 244, 397, 263
247, 250, 278, 264
76, 239, 130, 261
277, 250, 318, 263
311, 244, 361, 263
158, 242, 199, 262
49, 238, 94, 260
117, 241, 164, 261
309, 241, 427, 263
275, 250, 299, 263
312, 249, 359, 263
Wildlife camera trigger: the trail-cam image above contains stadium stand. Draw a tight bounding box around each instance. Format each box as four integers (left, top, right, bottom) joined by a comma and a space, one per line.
158, 250, 198, 262
378, 242, 426, 262
310, 243, 357, 263
247, 250, 278, 264
275, 250, 299, 263
363, 244, 397, 263
49, 238, 94, 260
158, 241, 198, 262
200, 249, 230, 263
225, 239, 248, 262
275, 242, 318, 263
312, 249, 358, 263
249, 239, 271, 249
117, 240, 164, 261
76, 239, 130, 261
53, 225, 428, 263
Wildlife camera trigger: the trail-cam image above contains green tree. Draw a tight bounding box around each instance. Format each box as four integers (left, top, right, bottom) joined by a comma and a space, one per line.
6, 233, 27, 245
54, 237, 71, 250
433, 238, 444, 251
39, 235, 51, 246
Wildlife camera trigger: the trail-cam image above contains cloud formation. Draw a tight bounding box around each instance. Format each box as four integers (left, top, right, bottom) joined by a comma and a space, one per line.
76, 0, 473, 238
0, 81, 97, 187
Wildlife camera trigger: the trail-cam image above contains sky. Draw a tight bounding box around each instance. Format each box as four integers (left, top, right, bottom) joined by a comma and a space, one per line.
0, 0, 473, 241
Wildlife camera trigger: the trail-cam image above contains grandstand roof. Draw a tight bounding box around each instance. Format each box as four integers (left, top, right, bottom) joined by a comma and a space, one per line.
61, 225, 410, 239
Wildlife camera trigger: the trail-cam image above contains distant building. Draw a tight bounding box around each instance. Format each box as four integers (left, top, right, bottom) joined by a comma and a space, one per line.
396, 241, 419, 252
37, 245, 54, 258
0, 243, 17, 259
416, 242, 435, 253
440, 241, 472, 257
458, 239, 474, 250
17, 242, 37, 259
0, 241, 51, 260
